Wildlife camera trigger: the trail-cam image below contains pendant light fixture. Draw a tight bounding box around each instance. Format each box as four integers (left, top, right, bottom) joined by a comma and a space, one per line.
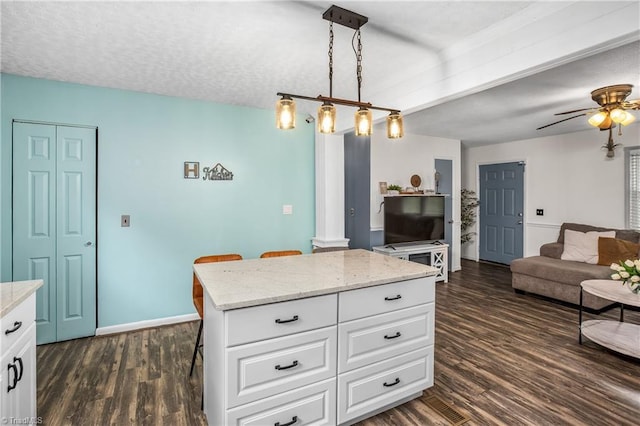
275, 95, 296, 130
276, 5, 403, 139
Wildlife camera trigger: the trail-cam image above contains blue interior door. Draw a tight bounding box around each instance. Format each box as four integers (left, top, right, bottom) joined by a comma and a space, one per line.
479, 162, 524, 265
12, 122, 97, 344
344, 132, 371, 249
435, 159, 453, 269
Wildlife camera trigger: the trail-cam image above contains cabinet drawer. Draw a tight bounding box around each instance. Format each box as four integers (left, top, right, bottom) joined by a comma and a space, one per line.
226, 294, 337, 347
338, 304, 434, 373
339, 278, 433, 322
1, 293, 35, 352
226, 378, 336, 426
227, 326, 337, 408
337, 346, 433, 424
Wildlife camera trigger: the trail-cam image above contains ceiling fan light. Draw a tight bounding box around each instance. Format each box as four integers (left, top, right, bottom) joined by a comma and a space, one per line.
317, 102, 336, 134
597, 114, 613, 130
620, 112, 636, 126
276, 96, 296, 130
588, 111, 608, 127
610, 108, 628, 124
386, 112, 404, 139
355, 107, 373, 136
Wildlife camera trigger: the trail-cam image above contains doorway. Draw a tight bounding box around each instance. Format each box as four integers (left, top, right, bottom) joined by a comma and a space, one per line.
12, 121, 97, 344
478, 162, 524, 265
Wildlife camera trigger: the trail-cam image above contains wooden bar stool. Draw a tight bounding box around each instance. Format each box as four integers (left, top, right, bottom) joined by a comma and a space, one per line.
190, 253, 242, 377
259, 250, 302, 258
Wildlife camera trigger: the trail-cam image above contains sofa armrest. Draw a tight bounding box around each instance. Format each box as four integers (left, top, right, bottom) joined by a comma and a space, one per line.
540, 242, 563, 259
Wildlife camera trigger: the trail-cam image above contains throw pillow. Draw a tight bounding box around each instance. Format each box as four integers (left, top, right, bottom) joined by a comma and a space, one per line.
597, 237, 640, 266
561, 229, 615, 264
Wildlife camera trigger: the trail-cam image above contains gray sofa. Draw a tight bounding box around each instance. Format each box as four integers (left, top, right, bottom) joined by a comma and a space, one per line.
511, 223, 640, 310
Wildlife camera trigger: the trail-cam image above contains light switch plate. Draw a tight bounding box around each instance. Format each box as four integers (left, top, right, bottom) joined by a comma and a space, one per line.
121, 215, 130, 227
282, 205, 293, 215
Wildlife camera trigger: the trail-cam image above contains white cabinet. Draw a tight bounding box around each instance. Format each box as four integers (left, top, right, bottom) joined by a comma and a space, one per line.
226, 326, 337, 408
205, 295, 339, 426
373, 244, 449, 282
0, 293, 37, 422
204, 277, 435, 426
337, 277, 434, 424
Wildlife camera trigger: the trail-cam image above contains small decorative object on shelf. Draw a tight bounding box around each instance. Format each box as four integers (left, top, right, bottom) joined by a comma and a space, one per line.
387, 184, 402, 195
410, 174, 422, 190
379, 182, 388, 194
461, 189, 479, 244
610, 259, 640, 294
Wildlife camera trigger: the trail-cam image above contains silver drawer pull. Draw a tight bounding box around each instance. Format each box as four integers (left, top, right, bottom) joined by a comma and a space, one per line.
275, 360, 299, 371
384, 294, 402, 301
275, 315, 299, 324
383, 377, 400, 387
384, 331, 402, 340
275, 416, 298, 426
5, 321, 22, 335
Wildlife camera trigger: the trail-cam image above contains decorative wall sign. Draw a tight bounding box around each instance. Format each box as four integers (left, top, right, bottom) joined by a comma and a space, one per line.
202, 163, 234, 181
184, 162, 200, 179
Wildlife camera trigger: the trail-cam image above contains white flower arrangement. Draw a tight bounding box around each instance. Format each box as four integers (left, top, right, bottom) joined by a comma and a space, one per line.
610, 259, 640, 294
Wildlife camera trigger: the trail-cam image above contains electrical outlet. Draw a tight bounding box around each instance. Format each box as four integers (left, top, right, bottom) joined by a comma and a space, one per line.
282, 205, 293, 215
536, 209, 544, 216
121, 215, 130, 227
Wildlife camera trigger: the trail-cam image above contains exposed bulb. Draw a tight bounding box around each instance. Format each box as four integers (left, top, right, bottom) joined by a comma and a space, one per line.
386, 112, 404, 139
317, 103, 336, 134
355, 108, 372, 136
276, 96, 296, 130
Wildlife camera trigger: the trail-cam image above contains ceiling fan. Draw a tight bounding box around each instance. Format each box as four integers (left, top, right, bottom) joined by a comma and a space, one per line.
537, 84, 639, 157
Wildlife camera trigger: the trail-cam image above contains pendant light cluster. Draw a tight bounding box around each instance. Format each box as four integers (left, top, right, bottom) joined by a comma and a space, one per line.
276, 5, 403, 139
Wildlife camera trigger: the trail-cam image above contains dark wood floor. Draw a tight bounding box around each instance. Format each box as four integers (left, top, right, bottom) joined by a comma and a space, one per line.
37, 260, 640, 425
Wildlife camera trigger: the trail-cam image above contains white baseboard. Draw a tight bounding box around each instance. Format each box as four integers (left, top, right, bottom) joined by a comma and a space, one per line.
95, 313, 199, 336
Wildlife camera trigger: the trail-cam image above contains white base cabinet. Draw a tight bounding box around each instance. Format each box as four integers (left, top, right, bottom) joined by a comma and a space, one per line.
204, 277, 435, 425
0, 293, 37, 423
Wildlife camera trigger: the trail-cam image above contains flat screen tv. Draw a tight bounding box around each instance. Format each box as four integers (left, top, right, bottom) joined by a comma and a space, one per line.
384, 195, 445, 245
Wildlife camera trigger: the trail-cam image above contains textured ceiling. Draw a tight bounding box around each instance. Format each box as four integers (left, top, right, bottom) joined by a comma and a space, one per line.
1, 1, 639, 146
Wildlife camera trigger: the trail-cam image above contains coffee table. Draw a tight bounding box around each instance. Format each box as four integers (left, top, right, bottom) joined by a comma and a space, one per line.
579, 279, 640, 359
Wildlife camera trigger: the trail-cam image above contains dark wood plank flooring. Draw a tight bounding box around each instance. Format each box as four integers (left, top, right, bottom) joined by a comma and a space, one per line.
37, 260, 640, 425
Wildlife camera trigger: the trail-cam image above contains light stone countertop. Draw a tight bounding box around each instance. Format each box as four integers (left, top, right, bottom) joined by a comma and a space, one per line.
0, 280, 43, 318
194, 249, 438, 311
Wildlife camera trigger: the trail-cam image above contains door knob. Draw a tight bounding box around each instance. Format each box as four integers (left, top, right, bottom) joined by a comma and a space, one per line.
349, 208, 355, 217
84, 241, 94, 247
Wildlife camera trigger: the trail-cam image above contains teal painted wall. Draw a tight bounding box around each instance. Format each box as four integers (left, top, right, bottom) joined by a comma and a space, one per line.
1, 74, 315, 327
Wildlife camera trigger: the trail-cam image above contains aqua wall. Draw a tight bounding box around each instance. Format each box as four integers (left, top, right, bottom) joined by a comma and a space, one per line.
1, 74, 315, 327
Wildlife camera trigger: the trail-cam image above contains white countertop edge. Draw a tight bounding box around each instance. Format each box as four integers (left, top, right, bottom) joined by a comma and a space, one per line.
1, 279, 44, 318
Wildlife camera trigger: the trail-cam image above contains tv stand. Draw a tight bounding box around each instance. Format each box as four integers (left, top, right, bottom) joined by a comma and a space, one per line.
373, 243, 448, 283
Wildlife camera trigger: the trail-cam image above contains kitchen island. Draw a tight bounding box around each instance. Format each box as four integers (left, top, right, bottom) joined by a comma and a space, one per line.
194, 249, 437, 425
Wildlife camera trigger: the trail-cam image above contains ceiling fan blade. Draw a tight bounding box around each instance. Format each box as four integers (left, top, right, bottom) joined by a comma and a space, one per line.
622, 99, 640, 109
536, 113, 587, 130
554, 108, 595, 115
